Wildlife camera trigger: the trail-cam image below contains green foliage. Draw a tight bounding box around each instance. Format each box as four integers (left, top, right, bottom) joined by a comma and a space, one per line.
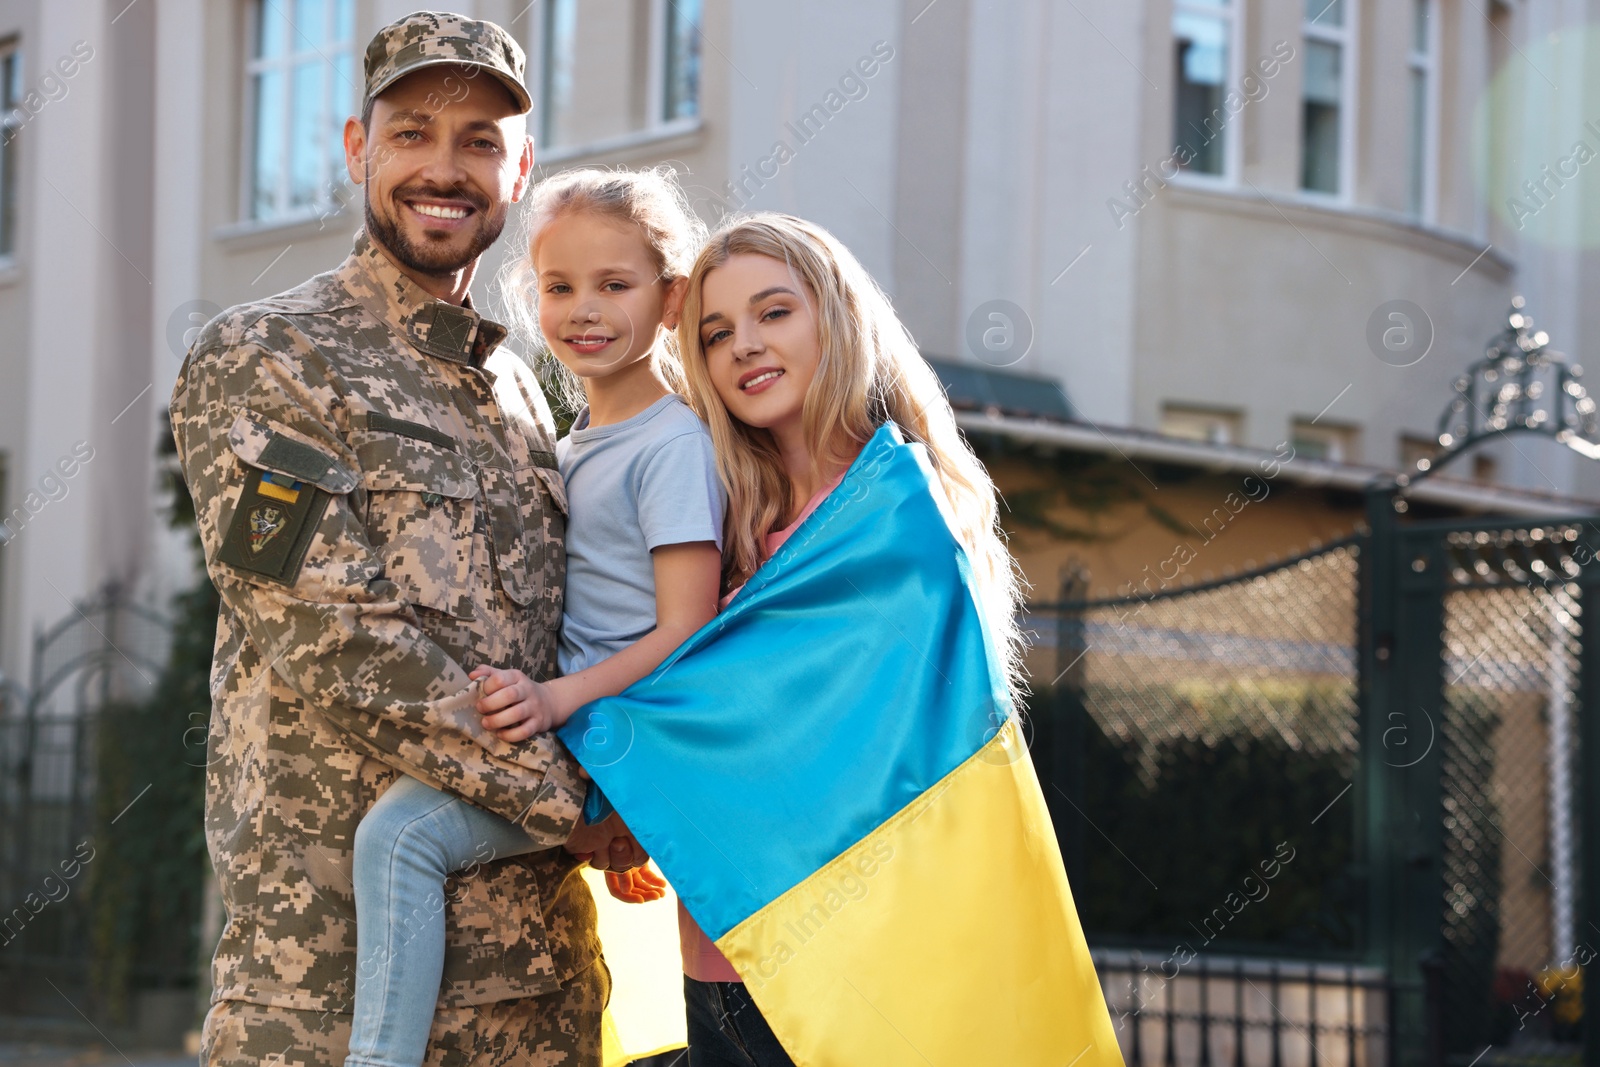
87, 422, 214, 1020
87, 577, 216, 1020
1031, 687, 1360, 955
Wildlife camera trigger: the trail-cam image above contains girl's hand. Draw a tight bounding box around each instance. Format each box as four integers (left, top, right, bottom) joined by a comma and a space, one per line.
605, 865, 668, 904
470, 666, 566, 741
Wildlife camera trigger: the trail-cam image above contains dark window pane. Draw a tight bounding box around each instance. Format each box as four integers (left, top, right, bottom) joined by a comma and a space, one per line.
1306, 0, 1343, 27
253, 68, 285, 218
0, 49, 16, 256
664, 0, 702, 122
1301, 39, 1341, 194
256, 1, 287, 59
1173, 11, 1229, 176
541, 0, 577, 146
289, 60, 323, 209
1408, 67, 1427, 216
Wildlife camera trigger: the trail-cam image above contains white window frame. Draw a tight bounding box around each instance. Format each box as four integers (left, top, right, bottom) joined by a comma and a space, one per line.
1407, 0, 1440, 223
239, 0, 357, 224
1291, 419, 1359, 463
0, 40, 21, 263
1300, 0, 1358, 204
1170, 0, 1244, 189
533, 0, 701, 157
1162, 404, 1244, 446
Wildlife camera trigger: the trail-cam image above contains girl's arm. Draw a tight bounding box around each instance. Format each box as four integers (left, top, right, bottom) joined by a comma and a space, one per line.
474, 541, 722, 741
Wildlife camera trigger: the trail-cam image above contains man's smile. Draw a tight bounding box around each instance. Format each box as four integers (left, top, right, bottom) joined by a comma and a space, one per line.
405, 198, 476, 229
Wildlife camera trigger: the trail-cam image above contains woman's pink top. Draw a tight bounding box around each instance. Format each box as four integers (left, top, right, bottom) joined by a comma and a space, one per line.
677, 471, 847, 982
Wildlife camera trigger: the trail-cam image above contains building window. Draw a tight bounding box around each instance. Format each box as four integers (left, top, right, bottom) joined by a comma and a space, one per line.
1302, 0, 1350, 196
246, 0, 356, 222
1291, 420, 1358, 462
1407, 0, 1437, 220
539, 0, 701, 151
1162, 404, 1242, 446
539, 0, 578, 148
662, 0, 702, 124
1399, 433, 1439, 473
0, 43, 19, 258
1172, 0, 1235, 178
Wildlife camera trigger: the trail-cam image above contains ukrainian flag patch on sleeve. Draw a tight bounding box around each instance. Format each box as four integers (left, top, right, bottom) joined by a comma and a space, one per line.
256, 471, 304, 503
217, 467, 329, 584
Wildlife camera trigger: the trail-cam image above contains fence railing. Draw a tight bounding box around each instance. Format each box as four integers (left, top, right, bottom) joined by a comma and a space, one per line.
1093, 951, 1398, 1067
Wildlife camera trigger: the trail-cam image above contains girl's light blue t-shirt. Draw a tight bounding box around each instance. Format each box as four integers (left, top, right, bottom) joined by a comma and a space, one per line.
556, 394, 726, 676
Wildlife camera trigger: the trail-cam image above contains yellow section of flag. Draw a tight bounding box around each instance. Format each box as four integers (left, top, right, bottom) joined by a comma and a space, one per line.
257, 476, 301, 504
717, 722, 1124, 1067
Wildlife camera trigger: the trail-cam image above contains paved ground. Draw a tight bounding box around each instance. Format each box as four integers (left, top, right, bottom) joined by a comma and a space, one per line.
0, 1044, 191, 1067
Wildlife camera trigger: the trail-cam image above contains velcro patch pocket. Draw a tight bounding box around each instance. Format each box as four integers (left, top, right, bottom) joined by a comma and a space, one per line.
217, 411, 354, 585
216, 468, 330, 584
227, 410, 358, 494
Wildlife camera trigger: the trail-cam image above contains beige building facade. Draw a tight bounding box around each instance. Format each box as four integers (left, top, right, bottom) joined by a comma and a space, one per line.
0, 0, 1593, 690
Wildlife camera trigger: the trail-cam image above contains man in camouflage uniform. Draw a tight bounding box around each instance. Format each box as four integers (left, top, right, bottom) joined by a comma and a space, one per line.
171, 13, 637, 1066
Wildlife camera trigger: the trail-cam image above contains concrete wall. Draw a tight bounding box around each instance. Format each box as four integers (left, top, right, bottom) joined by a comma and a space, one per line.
0, 0, 168, 688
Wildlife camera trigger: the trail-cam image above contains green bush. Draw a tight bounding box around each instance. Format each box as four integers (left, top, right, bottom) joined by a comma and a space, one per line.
1032, 687, 1360, 955
87, 575, 215, 1021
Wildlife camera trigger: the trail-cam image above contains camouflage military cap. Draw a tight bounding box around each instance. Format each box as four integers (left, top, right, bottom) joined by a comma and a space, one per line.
364, 11, 531, 115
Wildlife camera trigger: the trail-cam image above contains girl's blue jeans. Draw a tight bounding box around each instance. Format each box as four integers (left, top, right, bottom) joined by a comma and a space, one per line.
345, 774, 538, 1067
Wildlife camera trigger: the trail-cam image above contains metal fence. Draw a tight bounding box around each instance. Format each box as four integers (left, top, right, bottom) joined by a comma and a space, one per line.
0, 584, 170, 1017
1032, 540, 1365, 964
1436, 527, 1588, 1050
1093, 951, 1394, 1067
1026, 517, 1597, 1063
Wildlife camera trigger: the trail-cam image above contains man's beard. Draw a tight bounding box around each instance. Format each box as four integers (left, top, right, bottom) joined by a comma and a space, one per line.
365, 178, 508, 278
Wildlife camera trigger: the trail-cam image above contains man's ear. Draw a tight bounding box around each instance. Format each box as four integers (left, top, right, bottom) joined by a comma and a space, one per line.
661, 276, 689, 330
343, 116, 367, 185
510, 134, 535, 203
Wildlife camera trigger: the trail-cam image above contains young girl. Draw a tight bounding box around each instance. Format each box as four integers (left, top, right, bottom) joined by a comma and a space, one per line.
343, 166, 723, 1067
662, 213, 1027, 1066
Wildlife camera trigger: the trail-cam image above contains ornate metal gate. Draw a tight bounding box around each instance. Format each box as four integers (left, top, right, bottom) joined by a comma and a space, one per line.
1033, 304, 1600, 1065
0, 583, 168, 1018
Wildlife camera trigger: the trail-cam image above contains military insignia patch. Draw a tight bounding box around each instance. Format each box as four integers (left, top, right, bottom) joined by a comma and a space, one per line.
247, 503, 287, 554
218, 467, 330, 584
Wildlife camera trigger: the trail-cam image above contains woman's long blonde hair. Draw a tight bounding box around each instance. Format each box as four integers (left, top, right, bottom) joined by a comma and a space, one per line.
497, 165, 707, 416
677, 213, 1026, 697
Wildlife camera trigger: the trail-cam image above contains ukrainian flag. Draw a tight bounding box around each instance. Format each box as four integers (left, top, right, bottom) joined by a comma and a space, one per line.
560, 423, 1122, 1067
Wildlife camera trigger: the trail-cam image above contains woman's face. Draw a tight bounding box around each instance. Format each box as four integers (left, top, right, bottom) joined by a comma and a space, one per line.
696, 253, 822, 444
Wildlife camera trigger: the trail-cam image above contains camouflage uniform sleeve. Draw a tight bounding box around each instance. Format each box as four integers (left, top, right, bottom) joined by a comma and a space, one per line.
172, 336, 584, 844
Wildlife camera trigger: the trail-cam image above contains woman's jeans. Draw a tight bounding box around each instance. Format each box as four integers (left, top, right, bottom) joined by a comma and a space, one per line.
345, 774, 538, 1067
684, 977, 797, 1067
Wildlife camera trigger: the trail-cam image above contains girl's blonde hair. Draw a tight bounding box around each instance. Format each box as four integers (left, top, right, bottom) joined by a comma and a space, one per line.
498, 165, 707, 415
677, 213, 1027, 697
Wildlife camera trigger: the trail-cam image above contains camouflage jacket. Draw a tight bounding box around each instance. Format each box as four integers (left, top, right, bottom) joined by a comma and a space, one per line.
171, 230, 596, 1014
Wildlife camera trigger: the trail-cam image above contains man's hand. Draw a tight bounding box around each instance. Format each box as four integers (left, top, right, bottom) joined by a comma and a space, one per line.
566, 811, 648, 872
605, 865, 668, 903
470, 666, 566, 741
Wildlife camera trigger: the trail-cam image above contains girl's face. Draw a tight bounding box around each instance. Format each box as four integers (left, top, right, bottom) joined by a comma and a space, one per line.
697, 253, 822, 443
534, 211, 682, 380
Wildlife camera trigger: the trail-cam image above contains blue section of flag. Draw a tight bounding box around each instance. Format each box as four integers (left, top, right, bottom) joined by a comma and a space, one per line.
558, 423, 1008, 940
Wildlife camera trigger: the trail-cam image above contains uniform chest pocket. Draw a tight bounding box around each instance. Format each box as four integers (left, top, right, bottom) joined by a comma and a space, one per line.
475, 460, 567, 635
355, 434, 476, 620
